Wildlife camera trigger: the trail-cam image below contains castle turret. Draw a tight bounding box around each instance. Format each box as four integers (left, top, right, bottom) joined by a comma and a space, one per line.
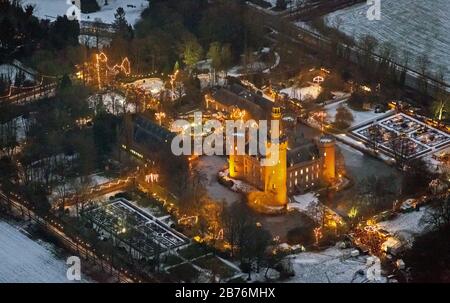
318, 136, 336, 183
262, 107, 287, 206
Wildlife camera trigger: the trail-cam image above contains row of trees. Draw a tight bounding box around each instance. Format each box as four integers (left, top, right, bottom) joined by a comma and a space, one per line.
312, 15, 449, 114
104, 0, 264, 75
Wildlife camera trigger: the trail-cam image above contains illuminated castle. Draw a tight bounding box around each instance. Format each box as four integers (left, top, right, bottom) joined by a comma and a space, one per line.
205, 84, 336, 212
228, 108, 336, 213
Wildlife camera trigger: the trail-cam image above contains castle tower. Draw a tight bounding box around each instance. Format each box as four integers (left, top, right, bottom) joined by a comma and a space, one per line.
318, 136, 336, 183
262, 107, 287, 206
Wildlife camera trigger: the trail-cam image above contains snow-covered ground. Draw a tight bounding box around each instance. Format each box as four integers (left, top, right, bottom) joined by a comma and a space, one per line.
265, 0, 304, 10
288, 192, 318, 212
88, 91, 134, 114
0, 64, 35, 83
285, 245, 385, 283
280, 85, 322, 101
324, 100, 393, 128
127, 78, 164, 95
24, 0, 148, 26
0, 221, 90, 283
377, 207, 432, 246
325, 0, 450, 83
51, 173, 112, 201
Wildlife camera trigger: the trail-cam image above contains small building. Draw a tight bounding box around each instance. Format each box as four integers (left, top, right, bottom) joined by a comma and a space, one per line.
121, 113, 176, 161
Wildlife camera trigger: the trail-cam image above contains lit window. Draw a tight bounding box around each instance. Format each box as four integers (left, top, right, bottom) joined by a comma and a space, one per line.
306, 168, 309, 173
295, 171, 298, 176
295, 179, 298, 185
301, 170, 303, 175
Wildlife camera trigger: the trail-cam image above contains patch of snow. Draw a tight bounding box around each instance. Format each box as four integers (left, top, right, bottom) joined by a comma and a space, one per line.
288, 192, 318, 212
51, 173, 112, 201
324, 100, 393, 128
377, 207, 432, 245
127, 78, 164, 95
325, 0, 450, 83
0, 64, 35, 83
88, 91, 134, 114
0, 220, 90, 283
24, 0, 148, 26
285, 245, 385, 283
280, 85, 322, 101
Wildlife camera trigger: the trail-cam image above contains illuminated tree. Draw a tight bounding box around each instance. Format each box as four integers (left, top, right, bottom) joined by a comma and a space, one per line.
182, 39, 203, 70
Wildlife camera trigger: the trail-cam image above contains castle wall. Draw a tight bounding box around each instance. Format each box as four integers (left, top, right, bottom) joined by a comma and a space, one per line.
287, 159, 322, 194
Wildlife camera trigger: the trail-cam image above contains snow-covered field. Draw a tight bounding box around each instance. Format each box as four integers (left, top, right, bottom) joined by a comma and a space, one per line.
286, 246, 384, 283
24, 0, 148, 26
324, 100, 392, 128
0, 221, 90, 283
51, 173, 112, 201
378, 207, 431, 245
325, 0, 450, 82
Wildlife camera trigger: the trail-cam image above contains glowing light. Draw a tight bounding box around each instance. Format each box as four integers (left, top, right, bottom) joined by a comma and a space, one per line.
95, 52, 131, 89
145, 173, 159, 183
348, 207, 358, 219
361, 85, 372, 92
314, 227, 323, 245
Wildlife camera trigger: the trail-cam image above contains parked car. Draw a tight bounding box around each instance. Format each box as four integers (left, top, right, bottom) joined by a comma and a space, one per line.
400, 199, 417, 213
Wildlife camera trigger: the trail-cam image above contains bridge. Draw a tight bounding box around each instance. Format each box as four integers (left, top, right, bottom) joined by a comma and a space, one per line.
0, 82, 57, 106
